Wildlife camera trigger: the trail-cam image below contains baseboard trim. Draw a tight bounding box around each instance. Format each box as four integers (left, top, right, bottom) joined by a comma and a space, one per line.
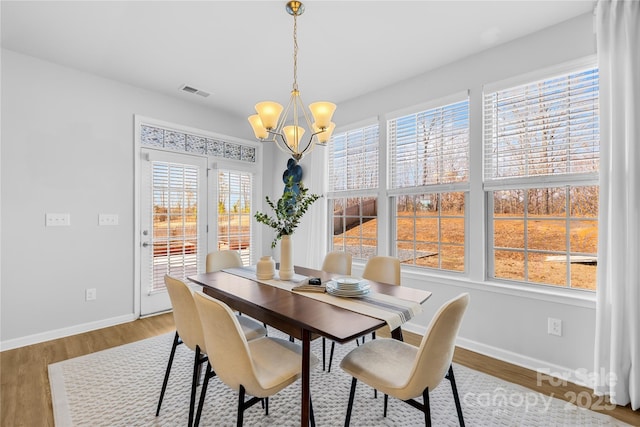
0, 313, 137, 351
402, 321, 590, 388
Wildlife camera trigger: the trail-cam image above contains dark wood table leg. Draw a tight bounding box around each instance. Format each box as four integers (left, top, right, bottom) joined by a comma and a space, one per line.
301, 328, 311, 426
391, 326, 404, 341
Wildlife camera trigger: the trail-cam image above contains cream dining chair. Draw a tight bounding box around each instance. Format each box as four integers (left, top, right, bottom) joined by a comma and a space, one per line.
206, 249, 243, 272
340, 293, 470, 426
321, 250, 352, 372
356, 255, 403, 398
206, 249, 268, 331
192, 291, 319, 427
322, 250, 353, 277
362, 255, 401, 340
362, 255, 401, 287
156, 276, 266, 426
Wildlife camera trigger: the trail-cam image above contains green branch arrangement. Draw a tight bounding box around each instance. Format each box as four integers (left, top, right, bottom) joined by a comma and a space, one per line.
255, 176, 320, 248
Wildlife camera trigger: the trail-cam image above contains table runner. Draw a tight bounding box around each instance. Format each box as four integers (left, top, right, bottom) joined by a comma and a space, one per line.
222, 266, 422, 331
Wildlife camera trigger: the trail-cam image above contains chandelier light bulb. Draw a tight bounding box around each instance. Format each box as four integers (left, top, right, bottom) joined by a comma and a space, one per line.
255, 102, 284, 130
314, 121, 336, 144
283, 125, 305, 151
248, 115, 268, 139
309, 102, 336, 130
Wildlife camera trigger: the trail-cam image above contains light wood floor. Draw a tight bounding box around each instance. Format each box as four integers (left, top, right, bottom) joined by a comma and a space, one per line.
1, 313, 638, 426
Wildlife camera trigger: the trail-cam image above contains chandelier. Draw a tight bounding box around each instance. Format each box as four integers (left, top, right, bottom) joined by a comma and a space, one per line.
248, 1, 336, 161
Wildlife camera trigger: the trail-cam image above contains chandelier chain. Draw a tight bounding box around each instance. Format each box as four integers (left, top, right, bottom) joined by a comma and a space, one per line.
292, 12, 298, 91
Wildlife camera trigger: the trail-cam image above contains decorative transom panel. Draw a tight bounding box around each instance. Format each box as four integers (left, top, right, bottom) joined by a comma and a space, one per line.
141, 125, 256, 163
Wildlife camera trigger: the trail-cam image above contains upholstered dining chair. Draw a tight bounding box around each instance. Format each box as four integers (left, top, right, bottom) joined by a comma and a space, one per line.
206, 249, 243, 272
362, 255, 401, 287
192, 291, 319, 427
340, 293, 470, 427
362, 255, 401, 340
321, 251, 352, 372
322, 250, 353, 277
156, 276, 267, 427
206, 250, 268, 331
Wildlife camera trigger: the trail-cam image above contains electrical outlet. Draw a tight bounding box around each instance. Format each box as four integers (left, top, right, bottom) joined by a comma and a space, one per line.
86, 288, 97, 301
548, 317, 562, 336
99, 214, 119, 226
45, 213, 71, 226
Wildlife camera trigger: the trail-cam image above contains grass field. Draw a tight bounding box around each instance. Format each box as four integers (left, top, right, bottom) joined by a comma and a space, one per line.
335, 213, 597, 290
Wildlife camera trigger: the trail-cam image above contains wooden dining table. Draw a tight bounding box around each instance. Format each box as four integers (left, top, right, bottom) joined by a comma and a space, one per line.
188, 265, 431, 427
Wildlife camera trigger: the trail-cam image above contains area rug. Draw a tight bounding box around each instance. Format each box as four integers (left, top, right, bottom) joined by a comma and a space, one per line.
49, 328, 629, 426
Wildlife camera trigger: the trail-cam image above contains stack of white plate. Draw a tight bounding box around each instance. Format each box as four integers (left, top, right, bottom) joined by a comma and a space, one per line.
326, 276, 370, 298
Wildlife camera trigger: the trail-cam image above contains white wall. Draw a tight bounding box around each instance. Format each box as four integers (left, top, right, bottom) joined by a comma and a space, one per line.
0, 49, 258, 348
336, 12, 599, 382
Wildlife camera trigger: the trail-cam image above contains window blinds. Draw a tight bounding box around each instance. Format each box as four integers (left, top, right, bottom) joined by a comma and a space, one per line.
150, 162, 200, 292
328, 124, 379, 192
217, 170, 252, 265
389, 99, 469, 190
484, 68, 599, 184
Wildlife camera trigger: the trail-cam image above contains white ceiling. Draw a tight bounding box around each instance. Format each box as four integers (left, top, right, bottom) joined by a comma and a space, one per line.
1, 1, 595, 120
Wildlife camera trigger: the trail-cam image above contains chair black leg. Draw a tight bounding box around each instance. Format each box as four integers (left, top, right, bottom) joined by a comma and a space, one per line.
322, 337, 326, 371
194, 362, 216, 427
447, 365, 465, 427
328, 341, 336, 373
344, 378, 357, 427
156, 331, 180, 416
383, 394, 388, 417
423, 388, 431, 427
265, 397, 269, 415
310, 396, 316, 427
188, 346, 204, 427
371, 331, 377, 398
237, 385, 246, 427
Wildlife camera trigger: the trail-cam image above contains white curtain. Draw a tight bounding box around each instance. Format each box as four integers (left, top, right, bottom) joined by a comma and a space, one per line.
594, 0, 640, 410
300, 148, 327, 270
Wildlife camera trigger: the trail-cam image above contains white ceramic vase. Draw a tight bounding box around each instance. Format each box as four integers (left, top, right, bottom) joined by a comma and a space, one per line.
279, 234, 294, 280
256, 256, 275, 280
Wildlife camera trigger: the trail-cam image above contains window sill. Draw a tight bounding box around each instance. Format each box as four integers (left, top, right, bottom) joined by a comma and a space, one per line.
352, 261, 597, 309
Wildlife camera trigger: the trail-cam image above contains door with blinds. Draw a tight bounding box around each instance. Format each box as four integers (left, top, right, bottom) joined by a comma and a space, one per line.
140, 149, 208, 315
216, 170, 253, 265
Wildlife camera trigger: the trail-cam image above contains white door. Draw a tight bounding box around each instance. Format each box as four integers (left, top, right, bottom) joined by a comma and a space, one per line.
140, 149, 208, 315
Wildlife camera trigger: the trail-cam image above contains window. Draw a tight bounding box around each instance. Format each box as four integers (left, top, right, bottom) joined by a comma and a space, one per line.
150, 161, 201, 292
327, 124, 379, 259
484, 67, 599, 290
388, 97, 469, 271
217, 170, 253, 265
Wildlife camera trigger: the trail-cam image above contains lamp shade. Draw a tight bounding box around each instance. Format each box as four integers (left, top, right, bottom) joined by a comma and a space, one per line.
248, 115, 268, 139
255, 102, 284, 130
283, 125, 305, 150
314, 121, 335, 143
309, 102, 336, 129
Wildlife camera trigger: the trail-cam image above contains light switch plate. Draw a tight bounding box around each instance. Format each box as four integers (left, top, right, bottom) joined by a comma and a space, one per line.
46, 213, 70, 226
99, 214, 119, 226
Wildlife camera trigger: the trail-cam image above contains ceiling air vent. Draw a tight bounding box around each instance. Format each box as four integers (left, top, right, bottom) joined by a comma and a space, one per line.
179, 84, 211, 98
